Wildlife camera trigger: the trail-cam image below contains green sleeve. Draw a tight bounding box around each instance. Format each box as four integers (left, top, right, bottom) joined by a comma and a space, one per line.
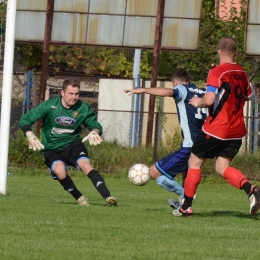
18, 101, 48, 129
83, 105, 103, 135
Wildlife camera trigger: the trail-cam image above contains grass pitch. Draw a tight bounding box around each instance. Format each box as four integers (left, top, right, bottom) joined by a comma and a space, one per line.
0, 174, 259, 260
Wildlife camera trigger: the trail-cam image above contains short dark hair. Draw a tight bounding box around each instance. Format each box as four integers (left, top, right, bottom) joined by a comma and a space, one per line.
62, 78, 80, 91
218, 36, 237, 55
172, 68, 190, 83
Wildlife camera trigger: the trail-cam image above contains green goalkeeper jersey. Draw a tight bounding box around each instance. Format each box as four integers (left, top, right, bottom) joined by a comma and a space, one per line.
18, 96, 102, 151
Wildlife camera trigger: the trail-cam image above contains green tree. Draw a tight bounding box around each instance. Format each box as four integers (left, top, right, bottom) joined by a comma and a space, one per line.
15, 44, 43, 70
48, 45, 134, 77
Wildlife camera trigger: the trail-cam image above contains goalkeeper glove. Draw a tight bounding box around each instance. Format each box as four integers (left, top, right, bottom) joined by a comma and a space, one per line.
25, 131, 45, 151
82, 130, 103, 146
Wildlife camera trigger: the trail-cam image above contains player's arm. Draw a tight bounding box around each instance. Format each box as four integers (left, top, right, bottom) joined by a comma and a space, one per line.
18, 101, 48, 130
245, 83, 253, 101
82, 106, 103, 146
124, 87, 175, 97
18, 104, 48, 151
189, 86, 217, 108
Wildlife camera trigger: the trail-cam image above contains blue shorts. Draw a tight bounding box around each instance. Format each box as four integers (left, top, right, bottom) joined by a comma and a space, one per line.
155, 147, 191, 179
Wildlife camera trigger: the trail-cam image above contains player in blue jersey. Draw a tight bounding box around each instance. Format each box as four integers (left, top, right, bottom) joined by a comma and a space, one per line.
124, 68, 207, 212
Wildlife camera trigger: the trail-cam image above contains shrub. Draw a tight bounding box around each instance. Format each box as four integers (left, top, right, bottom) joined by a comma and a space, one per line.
8, 130, 45, 168
8, 129, 260, 181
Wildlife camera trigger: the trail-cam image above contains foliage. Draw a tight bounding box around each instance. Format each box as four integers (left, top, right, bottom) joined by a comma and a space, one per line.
49, 45, 134, 77
161, 129, 183, 152
139, 50, 152, 78
8, 129, 260, 181
8, 130, 45, 167
15, 44, 43, 70
0, 1, 6, 34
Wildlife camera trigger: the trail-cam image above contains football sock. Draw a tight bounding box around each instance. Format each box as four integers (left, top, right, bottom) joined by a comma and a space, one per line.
241, 182, 252, 195
59, 175, 82, 200
184, 168, 201, 198
182, 195, 193, 210
182, 168, 201, 210
223, 167, 248, 189
155, 175, 184, 198
88, 169, 111, 199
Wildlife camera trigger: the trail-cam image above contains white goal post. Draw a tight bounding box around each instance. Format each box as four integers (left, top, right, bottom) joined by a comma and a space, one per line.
0, 0, 17, 195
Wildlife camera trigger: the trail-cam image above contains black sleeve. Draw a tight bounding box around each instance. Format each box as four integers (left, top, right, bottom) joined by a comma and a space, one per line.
172, 88, 179, 98
21, 125, 32, 135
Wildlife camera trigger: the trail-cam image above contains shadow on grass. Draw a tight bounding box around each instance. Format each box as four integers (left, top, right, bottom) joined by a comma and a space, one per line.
57, 201, 120, 207
193, 211, 260, 219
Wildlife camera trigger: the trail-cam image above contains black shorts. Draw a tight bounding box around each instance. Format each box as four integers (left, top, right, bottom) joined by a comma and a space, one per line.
191, 131, 242, 159
44, 140, 90, 179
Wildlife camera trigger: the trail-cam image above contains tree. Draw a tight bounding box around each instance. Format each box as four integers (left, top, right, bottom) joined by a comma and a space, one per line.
48, 45, 134, 77
15, 44, 43, 70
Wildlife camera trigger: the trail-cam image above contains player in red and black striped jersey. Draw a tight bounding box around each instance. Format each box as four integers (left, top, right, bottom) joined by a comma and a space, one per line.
203, 62, 252, 139
174, 36, 260, 217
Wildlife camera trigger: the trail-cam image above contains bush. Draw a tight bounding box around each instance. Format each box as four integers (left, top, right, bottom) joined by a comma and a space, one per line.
8, 129, 260, 181
8, 130, 45, 167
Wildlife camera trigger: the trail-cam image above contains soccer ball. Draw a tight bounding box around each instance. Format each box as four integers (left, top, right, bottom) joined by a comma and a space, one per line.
128, 163, 150, 186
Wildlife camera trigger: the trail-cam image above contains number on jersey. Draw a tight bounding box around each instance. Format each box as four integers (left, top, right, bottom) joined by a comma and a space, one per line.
195, 108, 208, 119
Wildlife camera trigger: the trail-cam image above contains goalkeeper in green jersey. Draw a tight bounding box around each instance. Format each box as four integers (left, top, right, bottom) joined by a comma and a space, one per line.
18, 78, 117, 206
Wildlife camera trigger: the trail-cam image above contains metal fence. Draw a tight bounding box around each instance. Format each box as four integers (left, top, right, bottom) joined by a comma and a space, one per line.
1, 74, 259, 154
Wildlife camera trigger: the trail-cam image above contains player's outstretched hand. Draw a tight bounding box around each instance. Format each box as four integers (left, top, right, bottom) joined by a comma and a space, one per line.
25, 131, 45, 151
82, 130, 103, 146
123, 88, 143, 95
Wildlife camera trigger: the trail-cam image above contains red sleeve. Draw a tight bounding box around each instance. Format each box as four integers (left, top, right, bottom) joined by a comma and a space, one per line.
246, 83, 252, 98
206, 68, 221, 89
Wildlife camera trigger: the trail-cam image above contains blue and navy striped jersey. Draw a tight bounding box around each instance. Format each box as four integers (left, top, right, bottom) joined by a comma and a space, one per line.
173, 83, 207, 147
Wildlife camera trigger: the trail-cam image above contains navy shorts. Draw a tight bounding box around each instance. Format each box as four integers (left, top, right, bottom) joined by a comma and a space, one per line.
191, 131, 242, 159
155, 147, 191, 179
44, 140, 90, 179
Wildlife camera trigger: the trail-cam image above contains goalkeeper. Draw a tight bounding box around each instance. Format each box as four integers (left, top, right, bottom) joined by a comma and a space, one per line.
18, 78, 117, 206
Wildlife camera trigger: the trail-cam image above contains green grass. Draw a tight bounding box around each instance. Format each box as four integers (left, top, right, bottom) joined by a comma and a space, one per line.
0, 174, 260, 260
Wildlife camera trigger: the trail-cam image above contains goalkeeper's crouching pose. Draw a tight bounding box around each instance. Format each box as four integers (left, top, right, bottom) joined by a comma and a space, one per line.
18, 78, 117, 207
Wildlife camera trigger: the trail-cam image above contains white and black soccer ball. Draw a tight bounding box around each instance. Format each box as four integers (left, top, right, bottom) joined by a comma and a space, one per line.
128, 163, 150, 186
